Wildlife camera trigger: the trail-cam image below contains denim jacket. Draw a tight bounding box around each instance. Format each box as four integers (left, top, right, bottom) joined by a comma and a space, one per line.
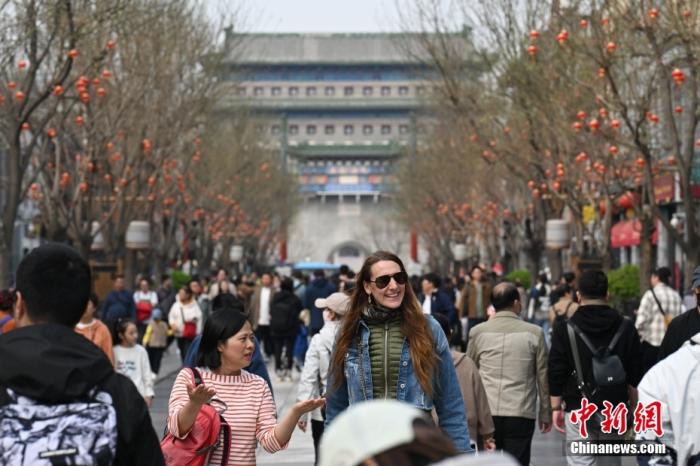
325, 314, 472, 452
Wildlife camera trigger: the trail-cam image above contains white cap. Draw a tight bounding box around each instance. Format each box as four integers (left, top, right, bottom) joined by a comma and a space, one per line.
314, 292, 351, 316
319, 400, 425, 466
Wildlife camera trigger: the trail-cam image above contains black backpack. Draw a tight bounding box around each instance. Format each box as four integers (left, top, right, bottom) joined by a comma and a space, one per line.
567, 320, 627, 401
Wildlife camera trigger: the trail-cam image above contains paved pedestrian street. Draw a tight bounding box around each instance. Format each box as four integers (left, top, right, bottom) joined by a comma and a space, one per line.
149, 347, 635, 465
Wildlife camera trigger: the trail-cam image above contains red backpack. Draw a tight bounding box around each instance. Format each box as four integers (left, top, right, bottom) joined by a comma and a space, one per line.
136, 300, 153, 323
161, 368, 230, 466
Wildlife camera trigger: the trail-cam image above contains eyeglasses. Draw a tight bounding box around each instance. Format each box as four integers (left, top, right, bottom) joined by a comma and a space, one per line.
370, 271, 408, 289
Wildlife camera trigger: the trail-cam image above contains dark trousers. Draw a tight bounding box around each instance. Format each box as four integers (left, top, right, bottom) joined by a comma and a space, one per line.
492, 416, 535, 466
311, 419, 325, 465
272, 335, 296, 371
147, 347, 165, 374
176, 337, 193, 364
255, 325, 274, 357
464, 317, 487, 351
640, 341, 659, 375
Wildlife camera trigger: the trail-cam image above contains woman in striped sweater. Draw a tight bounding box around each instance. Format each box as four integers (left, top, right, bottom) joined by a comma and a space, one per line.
167, 308, 324, 465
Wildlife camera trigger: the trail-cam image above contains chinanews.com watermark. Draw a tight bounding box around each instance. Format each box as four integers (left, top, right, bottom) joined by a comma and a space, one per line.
567, 441, 667, 457
565, 398, 668, 457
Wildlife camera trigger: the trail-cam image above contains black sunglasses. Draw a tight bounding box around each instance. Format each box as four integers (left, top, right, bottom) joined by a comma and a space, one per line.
370, 271, 408, 289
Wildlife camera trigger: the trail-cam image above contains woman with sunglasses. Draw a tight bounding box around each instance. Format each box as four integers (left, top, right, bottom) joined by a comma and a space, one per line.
325, 251, 472, 452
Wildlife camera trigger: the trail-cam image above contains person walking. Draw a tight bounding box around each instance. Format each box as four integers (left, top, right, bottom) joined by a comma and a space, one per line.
467, 282, 551, 465
270, 277, 304, 380
549, 284, 579, 328
658, 265, 700, 360
635, 266, 683, 373
166, 310, 324, 465
134, 278, 158, 342
457, 266, 492, 349
419, 272, 457, 324
297, 291, 350, 464
548, 270, 644, 466
168, 285, 203, 363
102, 275, 136, 325
0, 244, 163, 465
433, 313, 496, 452
325, 251, 471, 452
75, 293, 114, 364
113, 319, 154, 408
248, 272, 275, 359
209, 268, 237, 300
527, 273, 552, 336
304, 270, 337, 336
142, 308, 171, 375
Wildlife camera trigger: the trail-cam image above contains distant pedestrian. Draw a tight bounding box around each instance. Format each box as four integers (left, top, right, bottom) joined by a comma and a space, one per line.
143, 308, 171, 374
527, 273, 551, 335
467, 282, 550, 465
419, 272, 457, 324
156, 274, 174, 305
304, 270, 337, 336
249, 272, 276, 358
270, 277, 303, 379
549, 284, 578, 328
457, 266, 492, 349
75, 293, 114, 364
103, 275, 136, 325
134, 278, 158, 341
113, 319, 154, 408
325, 251, 471, 452
209, 268, 237, 300
166, 310, 324, 465
297, 292, 350, 464
168, 285, 202, 363
635, 266, 683, 373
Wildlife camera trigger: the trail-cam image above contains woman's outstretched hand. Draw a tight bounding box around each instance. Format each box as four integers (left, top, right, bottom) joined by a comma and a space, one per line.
292, 398, 326, 416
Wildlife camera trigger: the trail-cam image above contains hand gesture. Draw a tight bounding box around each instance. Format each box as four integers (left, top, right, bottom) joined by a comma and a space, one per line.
539, 421, 552, 433
484, 437, 496, 452
292, 398, 325, 417
187, 383, 216, 405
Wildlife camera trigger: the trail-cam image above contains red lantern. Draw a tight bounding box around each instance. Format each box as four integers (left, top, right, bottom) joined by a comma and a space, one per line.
588, 119, 600, 131
556, 30, 569, 44
7, 81, 17, 90
598, 107, 609, 119
21, 122, 30, 131
672, 68, 685, 86
576, 110, 587, 120
527, 45, 538, 56
529, 30, 540, 40
635, 158, 646, 168
598, 68, 606, 79
608, 145, 619, 156
579, 19, 589, 28
102, 69, 113, 79
79, 182, 88, 193
75, 115, 84, 126
648, 8, 658, 19
575, 152, 588, 163
18, 60, 27, 69
606, 42, 617, 53
106, 40, 116, 50
53, 85, 64, 96
617, 192, 635, 209
572, 121, 583, 132
47, 128, 57, 138
610, 119, 621, 130
96, 87, 107, 98
527, 180, 536, 190
532, 189, 541, 199
15, 91, 25, 102
67, 49, 79, 59
553, 181, 562, 191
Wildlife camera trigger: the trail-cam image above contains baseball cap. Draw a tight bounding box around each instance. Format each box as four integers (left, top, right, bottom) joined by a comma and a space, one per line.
314, 292, 350, 316
318, 400, 427, 466
151, 308, 163, 320
692, 266, 700, 289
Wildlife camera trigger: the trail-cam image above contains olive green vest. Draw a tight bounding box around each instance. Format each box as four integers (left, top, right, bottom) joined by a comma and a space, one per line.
366, 317, 404, 399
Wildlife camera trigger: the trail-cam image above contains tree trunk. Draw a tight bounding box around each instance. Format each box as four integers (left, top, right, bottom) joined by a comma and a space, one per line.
0, 240, 12, 288
639, 206, 654, 294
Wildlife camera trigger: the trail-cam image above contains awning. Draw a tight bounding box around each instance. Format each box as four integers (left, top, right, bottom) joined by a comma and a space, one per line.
610, 219, 658, 248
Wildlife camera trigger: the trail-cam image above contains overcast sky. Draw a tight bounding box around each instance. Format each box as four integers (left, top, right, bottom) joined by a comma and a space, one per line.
207, 0, 405, 33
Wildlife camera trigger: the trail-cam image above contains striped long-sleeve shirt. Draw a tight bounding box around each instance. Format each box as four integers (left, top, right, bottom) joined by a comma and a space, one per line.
167, 368, 286, 465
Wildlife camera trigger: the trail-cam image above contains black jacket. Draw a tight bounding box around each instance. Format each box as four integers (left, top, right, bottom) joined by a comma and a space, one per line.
658, 307, 700, 361
270, 290, 303, 337
548, 304, 643, 412
0, 324, 165, 466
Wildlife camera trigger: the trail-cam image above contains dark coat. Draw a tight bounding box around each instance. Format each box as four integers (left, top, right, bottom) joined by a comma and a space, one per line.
270, 290, 303, 337
304, 278, 337, 332
419, 290, 458, 324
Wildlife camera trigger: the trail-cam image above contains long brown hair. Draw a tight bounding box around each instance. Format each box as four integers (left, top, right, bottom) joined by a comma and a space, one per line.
330, 251, 437, 397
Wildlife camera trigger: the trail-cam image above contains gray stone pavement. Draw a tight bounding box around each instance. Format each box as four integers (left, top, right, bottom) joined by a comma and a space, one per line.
149, 347, 633, 465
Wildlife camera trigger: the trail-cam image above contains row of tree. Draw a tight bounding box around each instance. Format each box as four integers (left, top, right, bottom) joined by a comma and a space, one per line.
397, 0, 700, 288
0, 0, 295, 286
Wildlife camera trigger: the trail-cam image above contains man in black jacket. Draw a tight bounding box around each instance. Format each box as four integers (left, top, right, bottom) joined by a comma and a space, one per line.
0, 243, 164, 465
548, 269, 643, 466
658, 265, 700, 361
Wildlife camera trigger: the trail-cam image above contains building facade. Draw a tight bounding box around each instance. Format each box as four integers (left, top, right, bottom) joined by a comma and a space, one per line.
221, 32, 432, 270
